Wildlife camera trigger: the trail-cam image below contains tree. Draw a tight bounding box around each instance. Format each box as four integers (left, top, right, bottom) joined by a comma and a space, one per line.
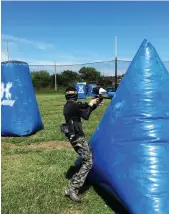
31, 70, 50, 89
61, 70, 80, 86
78, 67, 101, 82
50, 70, 80, 87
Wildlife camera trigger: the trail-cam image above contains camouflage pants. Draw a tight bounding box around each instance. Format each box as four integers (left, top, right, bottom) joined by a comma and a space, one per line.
68, 136, 93, 193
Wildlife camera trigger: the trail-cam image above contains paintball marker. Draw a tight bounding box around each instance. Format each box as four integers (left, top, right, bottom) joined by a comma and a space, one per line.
76, 86, 112, 109
92, 86, 112, 102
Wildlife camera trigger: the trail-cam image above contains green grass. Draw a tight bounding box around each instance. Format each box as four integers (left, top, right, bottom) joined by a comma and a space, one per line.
1, 94, 109, 145
2, 146, 114, 214
2, 93, 118, 214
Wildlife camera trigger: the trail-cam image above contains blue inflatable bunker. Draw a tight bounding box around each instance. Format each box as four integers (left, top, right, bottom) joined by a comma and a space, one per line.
75, 82, 86, 99
1, 60, 44, 136
88, 84, 96, 97
107, 91, 115, 98
89, 40, 169, 214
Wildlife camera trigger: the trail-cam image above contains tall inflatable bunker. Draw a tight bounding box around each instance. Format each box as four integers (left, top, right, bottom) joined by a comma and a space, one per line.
88, 84, 96, 97
89, 40, 169, 214
74, 82, 86, 99
1, 60, 44, 136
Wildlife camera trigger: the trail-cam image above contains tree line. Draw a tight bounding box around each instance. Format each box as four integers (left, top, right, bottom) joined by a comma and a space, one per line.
31, 66, 124, 89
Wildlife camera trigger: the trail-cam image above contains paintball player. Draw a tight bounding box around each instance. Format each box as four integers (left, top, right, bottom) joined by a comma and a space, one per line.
61, 86, 101, 202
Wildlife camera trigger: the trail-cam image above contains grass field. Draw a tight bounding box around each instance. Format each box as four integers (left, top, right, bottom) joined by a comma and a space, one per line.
2, 94, 107, 145
2, 93, 127, 214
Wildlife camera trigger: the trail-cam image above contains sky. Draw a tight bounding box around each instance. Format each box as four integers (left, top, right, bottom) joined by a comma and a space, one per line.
1, 1, 169, 74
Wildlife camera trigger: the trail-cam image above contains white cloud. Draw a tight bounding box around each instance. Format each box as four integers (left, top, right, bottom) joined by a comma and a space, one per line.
1, 52, 128, 75
1, 34, 54, 50
1, 51, 8, 61
0, 50, 132, 76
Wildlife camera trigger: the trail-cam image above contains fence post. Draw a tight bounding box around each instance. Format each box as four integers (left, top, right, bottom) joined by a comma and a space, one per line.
114, 36, 118, 90
54, 62, 57, 91
6, 41, 9, 61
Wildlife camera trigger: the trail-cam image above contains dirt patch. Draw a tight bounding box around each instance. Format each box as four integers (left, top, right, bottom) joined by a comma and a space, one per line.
4, 154, 23, 159
2, 143, 19, 149
27, 141, 72, 150
2, 141, 72, 151
63, 209, 83, 214
2, 141, 73, 159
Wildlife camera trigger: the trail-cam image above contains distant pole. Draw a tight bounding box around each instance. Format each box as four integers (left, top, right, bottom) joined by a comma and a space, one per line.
114, 36, 118, 91
6, 41, 9, 61
54, 62, 57, 91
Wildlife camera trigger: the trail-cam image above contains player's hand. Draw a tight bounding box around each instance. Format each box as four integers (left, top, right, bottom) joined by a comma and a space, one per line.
89, 98, 100, 106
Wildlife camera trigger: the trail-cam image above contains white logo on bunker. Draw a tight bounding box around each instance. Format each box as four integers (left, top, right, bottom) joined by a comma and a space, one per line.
1, 82, 15, 107
1, 82, 12, 99
78, 85, 84, 93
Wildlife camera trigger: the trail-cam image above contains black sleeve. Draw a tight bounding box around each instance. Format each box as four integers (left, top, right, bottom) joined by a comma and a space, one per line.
79, 104, 97, 120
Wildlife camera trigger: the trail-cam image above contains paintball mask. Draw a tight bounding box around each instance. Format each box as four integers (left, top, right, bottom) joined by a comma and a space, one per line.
65, 86, 78, 101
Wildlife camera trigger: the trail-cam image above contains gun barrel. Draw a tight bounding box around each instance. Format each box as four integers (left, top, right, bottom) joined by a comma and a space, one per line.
102, 96, 112, 99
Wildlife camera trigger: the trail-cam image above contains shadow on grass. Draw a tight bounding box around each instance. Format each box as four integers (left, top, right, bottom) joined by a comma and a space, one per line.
65, 165, 130, 214
92, 185, 130, 214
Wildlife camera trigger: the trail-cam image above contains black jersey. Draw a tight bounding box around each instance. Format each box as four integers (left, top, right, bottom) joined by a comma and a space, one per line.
63, 100, 96, 137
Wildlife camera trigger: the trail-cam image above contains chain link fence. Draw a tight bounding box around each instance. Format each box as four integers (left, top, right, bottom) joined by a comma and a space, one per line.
29, 60, 169, 75
29, 60, 169, 90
